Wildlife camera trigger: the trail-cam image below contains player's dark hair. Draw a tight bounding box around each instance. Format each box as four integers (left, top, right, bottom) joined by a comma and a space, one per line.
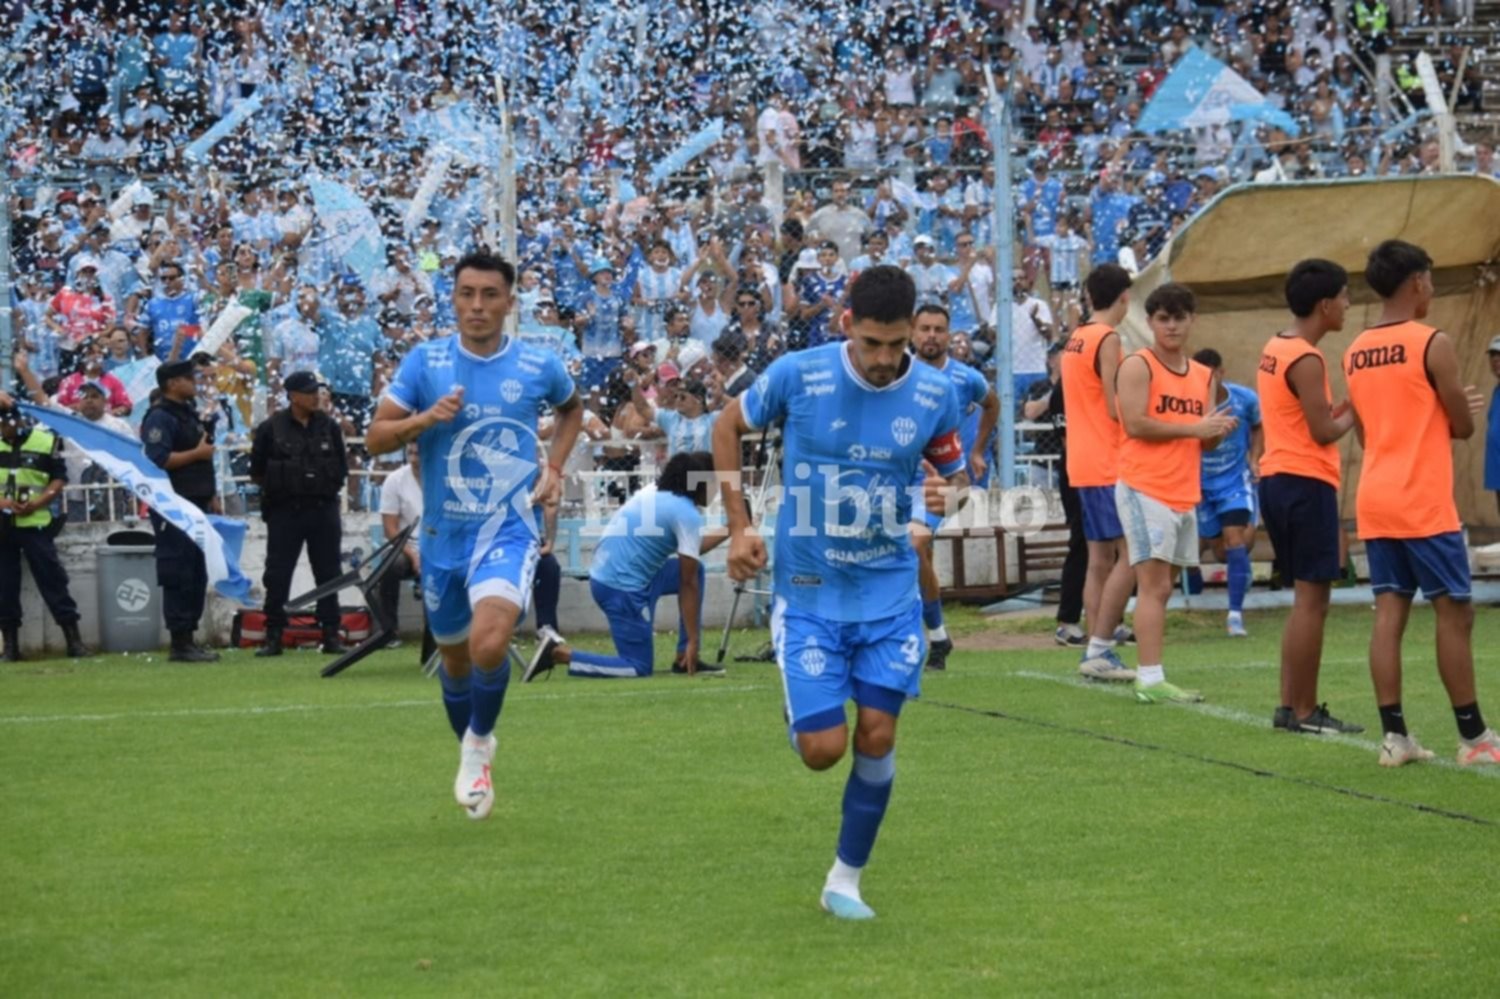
914, 303, 950, 324
657, 451, 716, 507
1192, 348, 1223, 369
1144, 282, 1196, 318
1284, 258, 1349, 317
453, 251, 516, 289
1364, 240, 1432, 299
848, 265, 916, 324
1085, 263, 1132, 311
712, 332, 746, 363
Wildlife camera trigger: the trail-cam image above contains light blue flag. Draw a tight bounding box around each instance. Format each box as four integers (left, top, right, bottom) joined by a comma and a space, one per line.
1137, 47, 1300, 136
110, 356, 162, 428
307, 179, 388, 288
418, 101, 501, 167
647, 119, 725, 188
182, 91, 267, 162
18, 404, 253, 605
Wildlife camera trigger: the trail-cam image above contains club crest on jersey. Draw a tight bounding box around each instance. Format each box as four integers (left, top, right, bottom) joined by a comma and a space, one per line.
891, 416, 918, 446
799, 639, 827, 677
500, 379, 524, 404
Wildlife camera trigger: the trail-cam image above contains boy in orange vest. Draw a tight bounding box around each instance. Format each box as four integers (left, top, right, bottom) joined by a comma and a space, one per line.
1114, 284, 1237, 703
1346, 240, 1499, 767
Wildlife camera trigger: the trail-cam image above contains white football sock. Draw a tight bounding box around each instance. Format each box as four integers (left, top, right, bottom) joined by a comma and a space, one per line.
929, 624, 949, 643
825, 858, 864, 898
1137, 664, 1165, 686
1086, 637, 1115, 658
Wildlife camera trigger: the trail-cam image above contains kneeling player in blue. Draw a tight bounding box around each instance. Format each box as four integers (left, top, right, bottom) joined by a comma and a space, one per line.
714, 266, 969, 920
523, 451, 726, 679
907, 303, 997, 670
367, 253, 584, 820
1191, 349, 1262, 637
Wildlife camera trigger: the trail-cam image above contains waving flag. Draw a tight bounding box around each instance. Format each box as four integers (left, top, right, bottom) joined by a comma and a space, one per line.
182, 91, 267, 163
647, 119, 725, 187
308, 179, 388, 288
418, 101, 501, 167
1137, 47, 1300, 136
18, 404, 252, 605
109, 355, 162, 427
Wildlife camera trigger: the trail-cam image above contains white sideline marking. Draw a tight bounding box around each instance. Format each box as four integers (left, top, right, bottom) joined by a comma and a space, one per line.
1009, 670, 1500, 780
0, 683, 763, 726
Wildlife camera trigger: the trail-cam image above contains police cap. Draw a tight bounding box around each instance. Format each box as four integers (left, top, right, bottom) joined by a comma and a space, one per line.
155, 360, 195, 387
283, 370, 324, 395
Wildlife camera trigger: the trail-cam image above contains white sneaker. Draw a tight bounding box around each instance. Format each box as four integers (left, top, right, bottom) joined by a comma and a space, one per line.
1456, 729, 1500, 767
1078, 648, 1136, 683
455, 728, 497, 818
1378, 732, 1435, 768
1226, 612, 1247, 638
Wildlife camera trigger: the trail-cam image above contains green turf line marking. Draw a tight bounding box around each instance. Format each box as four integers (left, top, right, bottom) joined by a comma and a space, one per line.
0, 683, 763, 726
921, 691, 1499, 828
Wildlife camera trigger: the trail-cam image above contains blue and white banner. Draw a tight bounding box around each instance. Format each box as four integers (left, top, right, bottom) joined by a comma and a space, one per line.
182, 90, 266, 163
19, 404, 253, 605
1137, 47, 1300, 136
308, 179, 388, 288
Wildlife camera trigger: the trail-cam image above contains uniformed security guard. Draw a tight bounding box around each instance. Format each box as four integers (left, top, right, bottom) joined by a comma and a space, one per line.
0, 401, 90, 661
249, 370, 350, 656
141, 359, 221, 662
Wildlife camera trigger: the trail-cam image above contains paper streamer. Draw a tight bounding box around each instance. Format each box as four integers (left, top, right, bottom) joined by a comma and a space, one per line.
109, 180, 147, 221
193, 302, 254, 359
404, 148, 453, 236
182, 90, 266, 163
647, 119, 725, 188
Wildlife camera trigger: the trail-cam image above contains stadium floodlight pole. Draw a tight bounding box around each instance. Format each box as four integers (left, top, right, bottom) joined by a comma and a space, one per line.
984, 64, 1018, 489
1414, 52, 1456, 173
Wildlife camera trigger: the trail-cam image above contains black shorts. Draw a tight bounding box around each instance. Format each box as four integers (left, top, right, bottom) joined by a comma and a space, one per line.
1258, 473, 1340, 583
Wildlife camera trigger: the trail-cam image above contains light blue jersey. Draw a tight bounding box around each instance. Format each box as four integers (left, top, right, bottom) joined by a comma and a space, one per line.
384, 334, 576, 575
591, 485, 704, 592
1202, 382, 1261, 495
742, 342, 965, 623
914, 356, 991, 514
656, 409, 716, 457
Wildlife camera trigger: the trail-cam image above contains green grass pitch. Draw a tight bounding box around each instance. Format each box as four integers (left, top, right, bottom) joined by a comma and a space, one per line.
3, 605, 1498, 996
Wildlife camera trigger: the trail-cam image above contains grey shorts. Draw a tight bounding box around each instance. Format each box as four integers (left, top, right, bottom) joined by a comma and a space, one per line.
1116, 480, 1200, 568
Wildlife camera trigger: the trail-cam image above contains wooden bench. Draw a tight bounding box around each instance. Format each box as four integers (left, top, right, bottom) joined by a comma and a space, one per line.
934, 526, 1010, 603
1015, 523, 1073, 589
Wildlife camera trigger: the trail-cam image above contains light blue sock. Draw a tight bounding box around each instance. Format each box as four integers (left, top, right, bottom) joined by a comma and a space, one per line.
438, 667, 471, 741
836, 751, 895, 868
468, 661, 511, 738
921, 599, 944, 631
1226, 546, 1251, 613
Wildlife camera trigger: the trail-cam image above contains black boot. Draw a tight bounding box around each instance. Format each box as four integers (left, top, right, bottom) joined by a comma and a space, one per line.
255, 627, 284, 658
170, 630, 218, 663
61, 622, 91, 659
2, 628, 22, 662
320, 626, 349, 655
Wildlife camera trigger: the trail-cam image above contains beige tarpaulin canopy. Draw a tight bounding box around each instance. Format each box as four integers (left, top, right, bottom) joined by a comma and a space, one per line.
1119, 175, 1500, 531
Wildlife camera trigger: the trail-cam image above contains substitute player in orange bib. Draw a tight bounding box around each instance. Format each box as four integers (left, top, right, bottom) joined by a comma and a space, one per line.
1344, 240, 1500, 767
1114, 283, 1236, 704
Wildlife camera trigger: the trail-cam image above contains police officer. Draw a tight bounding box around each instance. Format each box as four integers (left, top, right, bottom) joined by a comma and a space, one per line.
249, 370, 350, 656
0, 400, 90, 661
141, 359, 221, 662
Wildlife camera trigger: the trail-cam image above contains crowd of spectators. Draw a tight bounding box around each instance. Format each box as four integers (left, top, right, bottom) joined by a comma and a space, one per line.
3, 0, 1494, 511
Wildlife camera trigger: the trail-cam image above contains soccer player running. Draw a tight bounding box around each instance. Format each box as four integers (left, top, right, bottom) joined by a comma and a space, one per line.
1115, 283, 1237, 704
1344, 240, 1500, 767
713, 265, 969, 921
906, 303, 998, 670
1257, 259, 1363, 736
1058, 263, 1137, 682
1190, 348, 1263, 638
524, 451, 727, 679
367, 253, 585, 819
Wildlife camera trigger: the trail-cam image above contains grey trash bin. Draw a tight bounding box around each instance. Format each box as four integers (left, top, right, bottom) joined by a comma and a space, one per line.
96, 529, 161, 653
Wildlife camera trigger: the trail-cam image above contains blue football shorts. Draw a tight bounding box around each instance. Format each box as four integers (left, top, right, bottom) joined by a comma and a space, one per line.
771, 597, 925, 734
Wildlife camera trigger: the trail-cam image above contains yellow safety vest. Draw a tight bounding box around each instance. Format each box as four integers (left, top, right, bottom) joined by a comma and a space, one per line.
1355, 0, 1389, 35
0, 429, 59, 529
